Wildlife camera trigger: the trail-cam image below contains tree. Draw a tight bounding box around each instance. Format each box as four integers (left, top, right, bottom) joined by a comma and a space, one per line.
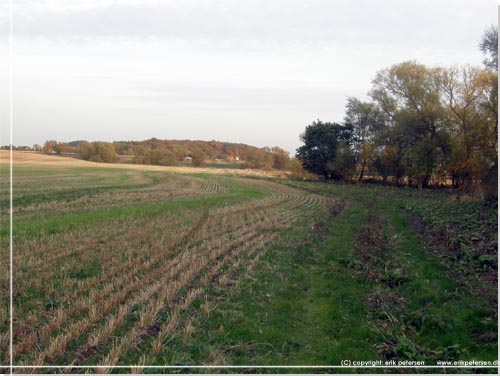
270, 146, 290, 170
53, 142, 69, 154
145, 148, 176, 166
131, 145, 150, 164
79, 142, 119, 163
42, 140, 58, 154
373, 139, 405, 184
435, 65, 493, 187
296, 120, 353, 179
243, 148, 273, 170
479, 25, 498, 71
370, 61, 449, 187
327, 143, 355, 180
191, 148, 206, 167
344, 97, 385, 180
158, 150, 177, 166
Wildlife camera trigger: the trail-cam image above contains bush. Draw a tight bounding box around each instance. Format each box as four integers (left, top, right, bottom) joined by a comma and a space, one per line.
287, 158, 316, 180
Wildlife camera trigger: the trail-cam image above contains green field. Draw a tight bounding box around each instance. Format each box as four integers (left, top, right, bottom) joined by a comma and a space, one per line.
0, 155, 497, 373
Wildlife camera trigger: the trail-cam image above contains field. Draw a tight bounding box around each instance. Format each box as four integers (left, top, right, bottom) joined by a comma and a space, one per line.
0, 151, 497, 373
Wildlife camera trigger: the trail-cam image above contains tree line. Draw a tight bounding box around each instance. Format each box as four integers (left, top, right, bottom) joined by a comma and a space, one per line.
39, 138, 291, 170
297, 26, 498, 194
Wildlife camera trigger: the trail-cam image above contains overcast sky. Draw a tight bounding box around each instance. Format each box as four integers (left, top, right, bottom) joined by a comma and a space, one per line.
0, 0, 497, 153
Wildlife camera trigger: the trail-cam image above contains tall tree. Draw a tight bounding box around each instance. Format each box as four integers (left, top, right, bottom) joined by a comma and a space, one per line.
296, 120, 353, 179
479, 25, 498, 71
344, 97, 385, 181
436, 65, 495, 187
477, 29, 498, 197
370, 61, 449, 187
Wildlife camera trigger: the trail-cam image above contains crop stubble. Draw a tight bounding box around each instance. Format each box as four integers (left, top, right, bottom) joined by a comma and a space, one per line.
0, 154, 334, 369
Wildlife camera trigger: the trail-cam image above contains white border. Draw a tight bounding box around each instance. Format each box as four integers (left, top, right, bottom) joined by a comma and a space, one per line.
4, 2, 499, 374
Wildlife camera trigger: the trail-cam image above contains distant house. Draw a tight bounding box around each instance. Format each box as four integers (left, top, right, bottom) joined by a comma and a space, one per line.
184, 156, 192, 161
235, 156, 240, 161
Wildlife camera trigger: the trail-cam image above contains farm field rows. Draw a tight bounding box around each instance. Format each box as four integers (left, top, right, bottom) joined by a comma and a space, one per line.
0, 152, 497, 373
0, 152, 335, 370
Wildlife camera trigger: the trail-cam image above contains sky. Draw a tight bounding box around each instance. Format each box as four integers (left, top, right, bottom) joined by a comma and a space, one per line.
0, 0, 497, 153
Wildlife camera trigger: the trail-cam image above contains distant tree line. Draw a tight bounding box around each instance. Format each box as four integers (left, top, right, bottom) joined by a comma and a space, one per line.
0, 145, 41, 151
38, 138, 291, 170
113, 139, 290, 170
297, 26, 498, 195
